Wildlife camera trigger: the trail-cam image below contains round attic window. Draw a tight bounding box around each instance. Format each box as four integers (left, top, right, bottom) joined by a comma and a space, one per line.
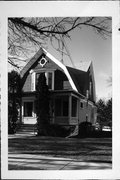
39, 57, 47, 67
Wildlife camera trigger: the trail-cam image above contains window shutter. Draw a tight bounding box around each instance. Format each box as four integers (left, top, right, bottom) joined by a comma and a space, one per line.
31, 72, 35, 91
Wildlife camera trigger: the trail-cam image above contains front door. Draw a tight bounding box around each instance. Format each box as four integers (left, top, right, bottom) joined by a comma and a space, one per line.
22, 100, 37, 124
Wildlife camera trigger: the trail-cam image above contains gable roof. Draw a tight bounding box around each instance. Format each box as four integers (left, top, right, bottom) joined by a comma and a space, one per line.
20, 47, 96, 101
66, 66, 88, 95
20, 47, 78, 92
67, 62, 96, 102
76, 61, 91, 72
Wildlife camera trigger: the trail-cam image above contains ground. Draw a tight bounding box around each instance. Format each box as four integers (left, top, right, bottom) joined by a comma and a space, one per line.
8, 134, 112, 170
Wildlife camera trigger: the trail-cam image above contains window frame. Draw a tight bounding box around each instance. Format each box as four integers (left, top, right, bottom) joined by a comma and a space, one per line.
35, 70, 54, 90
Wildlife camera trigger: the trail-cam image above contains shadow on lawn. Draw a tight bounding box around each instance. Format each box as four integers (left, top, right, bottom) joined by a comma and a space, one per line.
8, 135, 112, 162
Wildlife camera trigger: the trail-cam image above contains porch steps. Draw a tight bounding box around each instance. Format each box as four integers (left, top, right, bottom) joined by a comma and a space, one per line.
16, 124, 37, 135
66, 125, 79, 138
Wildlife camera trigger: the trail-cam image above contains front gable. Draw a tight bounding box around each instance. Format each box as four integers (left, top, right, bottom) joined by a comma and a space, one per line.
21, 48, 77, 93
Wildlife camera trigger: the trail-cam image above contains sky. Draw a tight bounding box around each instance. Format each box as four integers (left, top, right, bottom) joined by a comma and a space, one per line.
8, 17, 112, 101
47, 24, 112, 101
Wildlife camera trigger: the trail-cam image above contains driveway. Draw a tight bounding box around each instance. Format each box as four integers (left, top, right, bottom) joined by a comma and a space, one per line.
8, 134, 112, 170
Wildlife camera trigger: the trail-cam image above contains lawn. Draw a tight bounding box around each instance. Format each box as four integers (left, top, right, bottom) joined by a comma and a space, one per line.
8, 135, 112, 162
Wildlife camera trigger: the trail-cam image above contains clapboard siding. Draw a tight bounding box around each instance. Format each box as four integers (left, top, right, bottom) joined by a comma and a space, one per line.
22, 73, 31, 92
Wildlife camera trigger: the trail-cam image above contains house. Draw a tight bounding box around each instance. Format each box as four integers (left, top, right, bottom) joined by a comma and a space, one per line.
19, 47, 97, 134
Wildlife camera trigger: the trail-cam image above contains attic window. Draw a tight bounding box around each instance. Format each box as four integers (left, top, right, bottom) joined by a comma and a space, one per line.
39, 57, 47, 67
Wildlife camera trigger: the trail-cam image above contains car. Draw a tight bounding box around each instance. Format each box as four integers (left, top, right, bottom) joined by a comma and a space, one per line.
102, 126, 111, 131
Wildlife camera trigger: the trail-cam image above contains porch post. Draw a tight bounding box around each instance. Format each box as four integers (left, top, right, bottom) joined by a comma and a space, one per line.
21, 102, 24, 124
69, 94, 72, 124
20, 98, 23, 124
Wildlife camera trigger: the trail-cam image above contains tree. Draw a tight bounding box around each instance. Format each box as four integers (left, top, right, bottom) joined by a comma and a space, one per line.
97, 99, 106, 129
105, 98, 112, 128
8, 17, 112, 68
97, 98, 112, 130
8, 70, 21, 133
36, 73, 50, 135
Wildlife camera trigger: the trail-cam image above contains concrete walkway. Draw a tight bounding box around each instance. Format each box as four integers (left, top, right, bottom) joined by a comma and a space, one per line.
8, 153, 112, 170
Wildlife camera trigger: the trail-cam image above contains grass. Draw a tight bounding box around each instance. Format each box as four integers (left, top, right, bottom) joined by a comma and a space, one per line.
8, 135, 112, 162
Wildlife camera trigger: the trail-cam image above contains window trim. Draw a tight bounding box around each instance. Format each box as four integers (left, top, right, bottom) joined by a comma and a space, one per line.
34, 70, 54, 90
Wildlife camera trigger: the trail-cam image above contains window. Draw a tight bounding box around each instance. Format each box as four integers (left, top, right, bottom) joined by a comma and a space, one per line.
55, 96, 69, 117
80, 102, 84, 109
47, 72, 52, 89
72, 96, 77, 117
24, 102, 33, 117
35, 71, 54, 90
36, 73, 42, 87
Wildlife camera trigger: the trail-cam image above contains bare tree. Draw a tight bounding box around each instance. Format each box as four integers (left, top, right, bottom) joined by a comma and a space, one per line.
8, 17, 112, 68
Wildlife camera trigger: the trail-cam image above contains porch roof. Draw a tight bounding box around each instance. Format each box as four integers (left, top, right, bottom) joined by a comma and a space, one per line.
51, 89, 86, 99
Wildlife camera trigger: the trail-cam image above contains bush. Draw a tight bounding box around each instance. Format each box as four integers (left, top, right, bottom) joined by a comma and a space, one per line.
8, 115, 17, 134
36, 124, 75, 137
78, 121, 93, 137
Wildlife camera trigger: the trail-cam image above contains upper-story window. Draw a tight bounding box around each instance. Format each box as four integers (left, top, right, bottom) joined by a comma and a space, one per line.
80, 102, 84, 109
46, 72, 53, 90
35, 71, 54, 90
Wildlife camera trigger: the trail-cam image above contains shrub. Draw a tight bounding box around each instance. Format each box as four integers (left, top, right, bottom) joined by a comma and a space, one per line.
36, 124, 74, 137
78, 121, 93, 137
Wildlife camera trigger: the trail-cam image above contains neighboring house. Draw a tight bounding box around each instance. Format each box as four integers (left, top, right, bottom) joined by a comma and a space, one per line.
20, 47, 97, 131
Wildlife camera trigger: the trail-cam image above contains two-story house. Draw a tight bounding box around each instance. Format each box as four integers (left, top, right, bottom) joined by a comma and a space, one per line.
20, 47, 97, 132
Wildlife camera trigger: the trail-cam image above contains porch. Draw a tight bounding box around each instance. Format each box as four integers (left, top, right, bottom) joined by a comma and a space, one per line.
50, 90, 80, 126
21, 90, 81, 126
